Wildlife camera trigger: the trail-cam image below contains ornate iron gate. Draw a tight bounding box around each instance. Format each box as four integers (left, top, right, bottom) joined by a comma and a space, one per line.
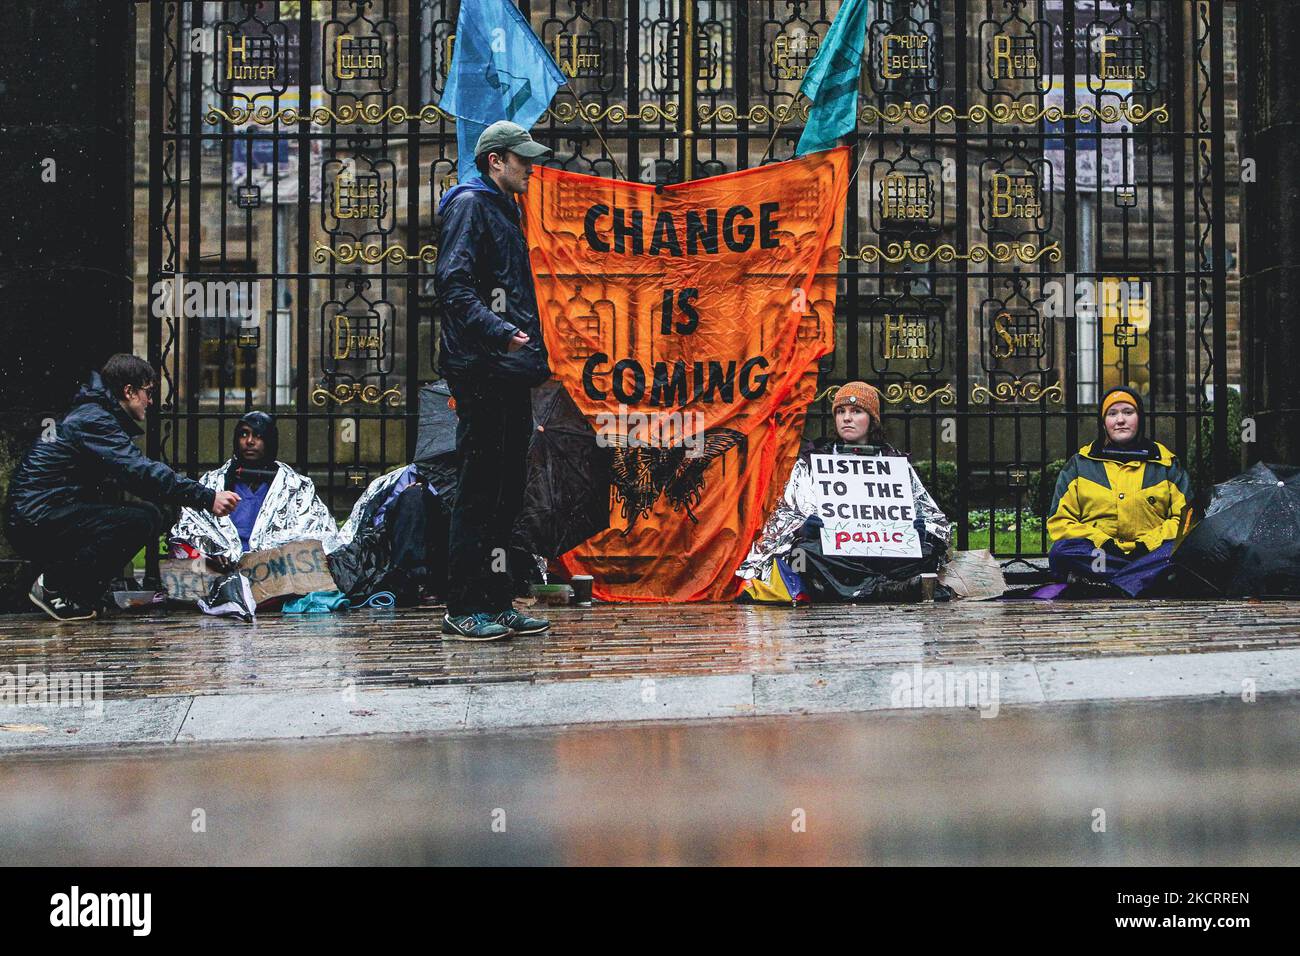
144, 0, 1235, 561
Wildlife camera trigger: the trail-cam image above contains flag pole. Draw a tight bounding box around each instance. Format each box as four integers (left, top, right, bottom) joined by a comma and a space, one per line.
758, 93, 804, 166
558, 79, 628, 181
846, 129, 874, 189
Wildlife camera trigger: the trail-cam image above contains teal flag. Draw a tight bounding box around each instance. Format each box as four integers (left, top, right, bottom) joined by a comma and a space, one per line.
796, 0, 871, 156
440, 0, 565, 182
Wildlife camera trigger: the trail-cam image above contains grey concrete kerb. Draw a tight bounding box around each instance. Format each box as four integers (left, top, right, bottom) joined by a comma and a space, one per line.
1, 648, 1298, 753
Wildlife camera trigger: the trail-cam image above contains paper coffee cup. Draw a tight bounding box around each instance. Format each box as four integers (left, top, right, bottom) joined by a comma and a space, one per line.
571, 574, 594, 605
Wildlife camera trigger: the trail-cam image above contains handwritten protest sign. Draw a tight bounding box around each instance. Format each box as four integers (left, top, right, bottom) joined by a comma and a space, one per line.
238, 539, 336, 605
810, 454, 921, 558
160, 539, 337, 607
158, 557, 219, 604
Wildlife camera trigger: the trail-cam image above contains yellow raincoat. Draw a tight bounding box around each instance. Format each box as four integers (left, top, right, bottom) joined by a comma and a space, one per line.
1047, 441, 1191, 553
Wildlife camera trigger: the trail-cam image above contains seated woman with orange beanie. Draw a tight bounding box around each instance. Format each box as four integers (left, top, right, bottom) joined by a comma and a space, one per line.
736, 381, 952, 603
1037, 386, 1190, 598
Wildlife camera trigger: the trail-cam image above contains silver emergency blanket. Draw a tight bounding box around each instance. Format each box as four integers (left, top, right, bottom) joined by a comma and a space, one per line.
169, 460, 341, 564
332, 467, 408, 550
737, 444, 952, 580
197, 570, 256, 623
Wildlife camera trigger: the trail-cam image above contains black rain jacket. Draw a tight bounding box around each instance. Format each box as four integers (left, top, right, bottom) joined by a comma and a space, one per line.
5, 373, 216, 529
435, 177, 551, 385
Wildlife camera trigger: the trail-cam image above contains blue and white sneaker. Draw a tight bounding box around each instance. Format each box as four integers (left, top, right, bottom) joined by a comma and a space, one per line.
493, 608, 550, 635
441, 612, 513, 641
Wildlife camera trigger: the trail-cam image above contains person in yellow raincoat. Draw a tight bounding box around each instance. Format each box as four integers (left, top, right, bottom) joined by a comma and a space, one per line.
1040, 386, 1191, 598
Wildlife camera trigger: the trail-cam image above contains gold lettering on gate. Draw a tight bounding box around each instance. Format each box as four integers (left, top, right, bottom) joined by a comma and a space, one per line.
333, 173, 382, 220
991, 310, 1043, 359
882, 313, 932, 360
773, 32, 820, 81
226, 34, 277, 82
990, 173, 1042, 219
880, 32, 929, 80
334, 34, 385, 80
438, 172, 459, 200
881, 172, 934, 221
553, 33, 602, 79
991, 33, 1038, 79
333, 314, 383, 361
1098, 34, 1147, 80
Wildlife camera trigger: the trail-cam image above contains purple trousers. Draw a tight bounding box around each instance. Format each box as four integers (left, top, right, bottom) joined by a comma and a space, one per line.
1035, 538, 1174, 599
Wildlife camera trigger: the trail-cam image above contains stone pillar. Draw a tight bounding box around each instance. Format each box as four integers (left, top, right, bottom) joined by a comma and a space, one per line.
0, 1, 136, 602
1239, 4, 1300, 464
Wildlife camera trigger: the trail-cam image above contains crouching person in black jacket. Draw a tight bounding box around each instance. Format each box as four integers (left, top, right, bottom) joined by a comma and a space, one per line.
5, 354, 239, 621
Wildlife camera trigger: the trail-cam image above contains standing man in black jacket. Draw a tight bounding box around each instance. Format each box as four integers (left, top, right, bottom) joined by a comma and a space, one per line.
434, 120, 553, 641
5, 354, 239, 621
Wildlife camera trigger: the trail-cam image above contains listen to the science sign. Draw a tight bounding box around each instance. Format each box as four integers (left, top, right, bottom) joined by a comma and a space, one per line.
810, 453, 921, 558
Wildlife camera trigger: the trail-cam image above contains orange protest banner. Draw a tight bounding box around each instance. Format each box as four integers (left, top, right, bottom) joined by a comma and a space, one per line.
524, 147, 850, 601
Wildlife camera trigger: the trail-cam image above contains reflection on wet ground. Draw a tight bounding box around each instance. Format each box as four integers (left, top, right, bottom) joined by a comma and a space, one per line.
0, 694, 1295, 865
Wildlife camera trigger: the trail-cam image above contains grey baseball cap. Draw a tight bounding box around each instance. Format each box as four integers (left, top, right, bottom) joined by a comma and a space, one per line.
474, 120, 552, 160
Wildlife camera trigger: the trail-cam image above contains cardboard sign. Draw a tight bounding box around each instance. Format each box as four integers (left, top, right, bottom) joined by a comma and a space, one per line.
810, 454, 921, 558
160, 539, 337, 607
237, 539, 337, 606
158, 557, 219, 604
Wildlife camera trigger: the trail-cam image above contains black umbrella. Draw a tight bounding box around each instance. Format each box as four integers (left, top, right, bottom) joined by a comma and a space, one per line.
414, 381, 460, 498
514, 379, 611, 558
1173, 462, 1300, 597
415, 379, 610, 558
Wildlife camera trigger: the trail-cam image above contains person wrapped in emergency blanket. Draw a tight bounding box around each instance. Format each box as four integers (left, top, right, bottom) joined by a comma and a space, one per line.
168, 411, 340, 565
736, 382, 951, 603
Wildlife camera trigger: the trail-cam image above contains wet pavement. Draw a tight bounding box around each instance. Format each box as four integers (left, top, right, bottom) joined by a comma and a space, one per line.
2, 600, 1299, 749
0, 695, 1294, 865
1, 599, 1298, 698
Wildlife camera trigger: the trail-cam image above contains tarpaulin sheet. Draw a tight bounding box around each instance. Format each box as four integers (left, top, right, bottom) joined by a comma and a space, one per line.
523, 147, 850, 601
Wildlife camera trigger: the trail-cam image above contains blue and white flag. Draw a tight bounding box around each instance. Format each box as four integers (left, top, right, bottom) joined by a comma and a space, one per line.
440, 0, 565, 181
